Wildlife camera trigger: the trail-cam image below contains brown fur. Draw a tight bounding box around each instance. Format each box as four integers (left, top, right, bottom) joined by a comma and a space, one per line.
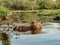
14, 26, 31, 32
31, 21, 42, 34
13, 21, 42, 34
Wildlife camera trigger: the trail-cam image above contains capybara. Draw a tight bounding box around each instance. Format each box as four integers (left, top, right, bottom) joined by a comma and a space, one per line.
13, 21, 42, 34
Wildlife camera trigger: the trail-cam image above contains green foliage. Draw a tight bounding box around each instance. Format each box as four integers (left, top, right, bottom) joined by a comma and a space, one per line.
55, 3, 60, 9
38, 10, 60, 22
0, 6, 9, 20
38, 1, 46, 9
0, 0, 60, 22
0, 0, 60, 10
10, 11, 38, 21
3, 1, 13, 9
11, 1, 24, 10
9, 10, 60, 22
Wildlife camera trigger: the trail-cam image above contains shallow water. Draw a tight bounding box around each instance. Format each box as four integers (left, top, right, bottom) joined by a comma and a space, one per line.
0, 22, 60, 45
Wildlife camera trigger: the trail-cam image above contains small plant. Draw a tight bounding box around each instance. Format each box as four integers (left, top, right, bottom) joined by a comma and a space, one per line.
0, 6, 9, 21
2, 33, 10, 45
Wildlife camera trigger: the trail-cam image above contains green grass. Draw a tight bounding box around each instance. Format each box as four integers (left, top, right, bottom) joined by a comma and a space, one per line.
7, 9, 60, 22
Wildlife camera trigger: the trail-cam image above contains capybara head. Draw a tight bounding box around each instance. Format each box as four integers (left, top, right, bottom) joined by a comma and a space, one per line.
31, 21, 42, 34
31, 21, 42, 29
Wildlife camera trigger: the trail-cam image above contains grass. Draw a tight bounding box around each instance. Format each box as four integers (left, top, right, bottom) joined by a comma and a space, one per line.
11, 9, 60, 12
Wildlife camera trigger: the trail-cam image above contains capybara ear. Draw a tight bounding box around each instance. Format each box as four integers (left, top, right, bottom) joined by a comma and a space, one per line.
31, 21, 37, 24
31, 22, 34, 24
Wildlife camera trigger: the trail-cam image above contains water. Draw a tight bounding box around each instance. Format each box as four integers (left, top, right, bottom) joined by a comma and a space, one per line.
11, 35, 60, 45
0, 22, 60, 45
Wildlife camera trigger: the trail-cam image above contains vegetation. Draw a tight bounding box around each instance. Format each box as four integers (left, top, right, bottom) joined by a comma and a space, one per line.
0, 0, 60, 45
9, 10, 60, 22
0, 0, 60, 22
0, 6, 9, 21
2, 33, 10, 45
0, 0, 60, 10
